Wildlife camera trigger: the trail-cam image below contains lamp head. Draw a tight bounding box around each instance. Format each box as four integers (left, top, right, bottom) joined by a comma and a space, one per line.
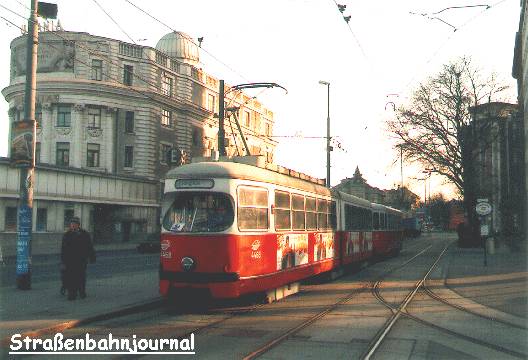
318, 80, 330, 86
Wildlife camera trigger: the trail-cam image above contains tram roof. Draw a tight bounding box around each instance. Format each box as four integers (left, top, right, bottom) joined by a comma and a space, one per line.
165, 161, 333, 196
332, 190, 372, 209
372, 202, 404, 215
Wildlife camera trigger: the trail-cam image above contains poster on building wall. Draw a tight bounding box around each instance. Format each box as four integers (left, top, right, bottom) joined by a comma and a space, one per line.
10, 120, 35, 166
276, 234, 308, 270
314, 233, 335, 261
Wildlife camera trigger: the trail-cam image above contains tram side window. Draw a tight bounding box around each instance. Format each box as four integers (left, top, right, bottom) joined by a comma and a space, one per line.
306, 196, 317, 230
317, 199, 329, 230
330, 201, 337, 230
275, 190, 291, 230
380, 212, 386, 229
373, 212, 380, 230
345, 204, 370, 230
364, 209, 372, 230
238, 186, 269, 230
292, 194, 305, 230
388, 214, 395, 230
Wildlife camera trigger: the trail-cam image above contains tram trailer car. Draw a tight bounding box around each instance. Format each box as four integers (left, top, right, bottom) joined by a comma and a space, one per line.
159, 161, 404, 300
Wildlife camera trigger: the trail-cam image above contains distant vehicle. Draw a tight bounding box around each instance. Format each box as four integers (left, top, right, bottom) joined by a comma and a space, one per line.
402, 217, 422, 238
136, 232, 161, 253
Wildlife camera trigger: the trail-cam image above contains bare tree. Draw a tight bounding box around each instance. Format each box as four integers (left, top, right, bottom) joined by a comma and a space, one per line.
387, 57, 509, 244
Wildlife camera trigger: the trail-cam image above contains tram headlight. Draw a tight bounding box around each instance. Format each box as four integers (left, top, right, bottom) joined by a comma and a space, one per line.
181, 256, 195, 272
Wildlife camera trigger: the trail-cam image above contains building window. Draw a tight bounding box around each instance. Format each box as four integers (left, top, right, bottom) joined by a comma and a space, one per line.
265, 122, 272, 136
161, 109, 172, 128
57, 105, 71, 127
87, 107, 101, 129
87, 143, 100, 167
56, 142, 70, 166
125, 111, 134, 133
123, 64, 133, 86
192, 127, 201, 147
35, 104, 42, 128
162, 74, 173, 97
92, 59, 103, 81
35, 142, 41, 164
124, 145, 134, 168
36, 208, 47, 231
207, 94, 215, 112
12, 109, 22, 122
64, 208, 74, 229
160, 143, 171, 164
243, 110, 251, 127
5, 207, 17, 232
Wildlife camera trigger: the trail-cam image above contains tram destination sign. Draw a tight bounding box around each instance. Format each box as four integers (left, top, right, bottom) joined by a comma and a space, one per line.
175, 179, 214, 189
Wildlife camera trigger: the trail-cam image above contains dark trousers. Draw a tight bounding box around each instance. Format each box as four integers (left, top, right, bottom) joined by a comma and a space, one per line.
64, 265, 87, 298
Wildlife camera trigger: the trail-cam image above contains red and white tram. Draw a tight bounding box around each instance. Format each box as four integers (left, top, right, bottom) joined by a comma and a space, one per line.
159, 160, 403, 299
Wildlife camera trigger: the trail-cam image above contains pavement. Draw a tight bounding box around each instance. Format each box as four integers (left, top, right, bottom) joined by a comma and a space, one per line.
0, 233, 526, 351
445, 240, 528, 320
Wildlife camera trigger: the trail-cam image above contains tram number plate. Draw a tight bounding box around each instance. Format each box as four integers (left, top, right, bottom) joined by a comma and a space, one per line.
161, 251, 171, 259
251, 251, 261, 259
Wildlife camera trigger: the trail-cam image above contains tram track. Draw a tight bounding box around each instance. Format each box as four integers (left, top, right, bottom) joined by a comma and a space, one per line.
24, 241, 435, 359
365, 241, 528, 360
422, 280, 528, 331
240, 244, 435, 359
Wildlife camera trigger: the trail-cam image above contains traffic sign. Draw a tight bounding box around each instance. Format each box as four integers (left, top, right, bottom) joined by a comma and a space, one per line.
475, 202, 492, 216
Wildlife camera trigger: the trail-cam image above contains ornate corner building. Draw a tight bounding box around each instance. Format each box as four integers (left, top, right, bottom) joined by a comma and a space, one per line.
1, 29, 277, 248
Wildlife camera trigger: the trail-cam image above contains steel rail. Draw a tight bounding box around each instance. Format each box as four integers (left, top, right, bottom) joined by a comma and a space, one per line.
422, 281, 528, 330
362, 241, 451, 359
242, 244, 434, 360
367, 241, 527, 359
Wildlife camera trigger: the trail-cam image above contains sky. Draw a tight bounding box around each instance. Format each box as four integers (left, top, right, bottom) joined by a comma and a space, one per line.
0, 0, 520, 200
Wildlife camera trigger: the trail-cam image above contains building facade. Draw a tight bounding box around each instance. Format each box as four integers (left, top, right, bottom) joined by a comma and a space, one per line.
470, 102, 524, 243
333, 167, 386, 204
1, 29, 277, 246
512, 0, 528, 247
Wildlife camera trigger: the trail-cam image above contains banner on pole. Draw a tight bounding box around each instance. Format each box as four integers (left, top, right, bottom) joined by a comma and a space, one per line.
10, 120, 35, 166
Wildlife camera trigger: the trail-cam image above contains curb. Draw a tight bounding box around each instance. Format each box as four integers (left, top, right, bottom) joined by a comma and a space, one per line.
1, 297, 164, 348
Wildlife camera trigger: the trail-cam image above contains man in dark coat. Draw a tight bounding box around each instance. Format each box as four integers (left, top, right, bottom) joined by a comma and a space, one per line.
61, 216, 96, 300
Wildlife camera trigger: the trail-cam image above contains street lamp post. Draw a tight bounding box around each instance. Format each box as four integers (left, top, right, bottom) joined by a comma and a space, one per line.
319, 81, 331, 187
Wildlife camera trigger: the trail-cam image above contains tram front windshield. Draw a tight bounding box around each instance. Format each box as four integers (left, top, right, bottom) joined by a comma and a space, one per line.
162, 192, 234, 233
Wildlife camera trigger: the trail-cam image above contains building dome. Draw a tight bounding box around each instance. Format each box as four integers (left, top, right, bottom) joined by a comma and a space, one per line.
155, 31, 199, 65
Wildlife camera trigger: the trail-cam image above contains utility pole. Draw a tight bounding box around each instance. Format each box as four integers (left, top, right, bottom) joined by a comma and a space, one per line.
319, 81, 331, 187
16, 0, 39, 290
400, 145, 404, 207
218, 80, 226, 156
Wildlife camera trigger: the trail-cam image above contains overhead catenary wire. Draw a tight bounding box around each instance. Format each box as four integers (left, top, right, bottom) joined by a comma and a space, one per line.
0, 5, 225, 117
91, 0, 136, 44
124, 0, 251, 83
330, 0, 368, 61
0, 7, 278, 155
400, 0, 510, 95
0, 3, 267, 119
0, 11, 209, 124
